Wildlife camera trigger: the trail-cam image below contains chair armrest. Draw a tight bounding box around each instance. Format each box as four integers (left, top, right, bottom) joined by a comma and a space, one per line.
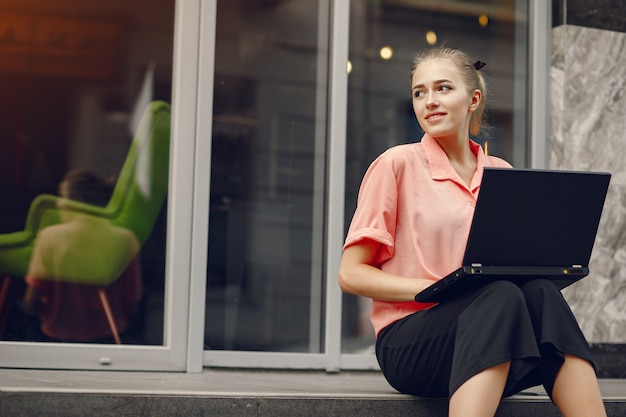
0, 230, 33, 249
23, 194, 115, 234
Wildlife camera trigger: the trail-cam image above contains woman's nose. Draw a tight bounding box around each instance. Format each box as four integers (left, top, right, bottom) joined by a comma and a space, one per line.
425, 93, 438, 107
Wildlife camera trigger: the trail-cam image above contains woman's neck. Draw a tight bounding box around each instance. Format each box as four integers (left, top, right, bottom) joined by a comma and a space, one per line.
433, 134, 477, 187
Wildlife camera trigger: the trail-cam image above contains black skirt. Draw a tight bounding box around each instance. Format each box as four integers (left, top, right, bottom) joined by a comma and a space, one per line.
375, 279, 595, 398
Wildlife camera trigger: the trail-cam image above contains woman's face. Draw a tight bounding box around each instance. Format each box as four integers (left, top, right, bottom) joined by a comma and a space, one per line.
411, 57, 480, 141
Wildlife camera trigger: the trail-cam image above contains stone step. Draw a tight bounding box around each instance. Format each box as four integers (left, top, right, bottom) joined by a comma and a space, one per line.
0, 369, 624, 417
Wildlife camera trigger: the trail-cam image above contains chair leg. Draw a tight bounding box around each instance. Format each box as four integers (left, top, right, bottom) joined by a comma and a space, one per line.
97, 289, 121, 344
0, 275, 11, 337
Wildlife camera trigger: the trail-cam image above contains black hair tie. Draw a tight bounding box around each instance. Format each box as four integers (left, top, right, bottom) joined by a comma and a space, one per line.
473, 60, 487, 70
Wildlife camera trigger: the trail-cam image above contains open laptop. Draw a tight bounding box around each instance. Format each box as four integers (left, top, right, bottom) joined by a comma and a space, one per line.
414, 167, 611, 303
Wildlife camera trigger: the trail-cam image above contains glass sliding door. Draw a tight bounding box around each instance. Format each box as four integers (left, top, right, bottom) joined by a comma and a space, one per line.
0, 0, 543, 372
341, 0, 533, 357
0, 0, 196, 371
204, 0, 330, 355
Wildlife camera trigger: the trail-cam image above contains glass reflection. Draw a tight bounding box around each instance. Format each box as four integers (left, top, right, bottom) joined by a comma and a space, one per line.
0, 0, 174, 345
24, 169, 142, 343
342, 0, 530, 353
205, 0, 328, 353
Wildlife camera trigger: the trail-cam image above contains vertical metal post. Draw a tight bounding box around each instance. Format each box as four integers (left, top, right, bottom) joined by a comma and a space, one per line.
529, 0, 551, 169
324, 0, 350, 372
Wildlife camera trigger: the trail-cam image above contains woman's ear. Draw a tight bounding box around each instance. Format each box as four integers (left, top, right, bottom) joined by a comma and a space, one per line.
469, 89, 481, 112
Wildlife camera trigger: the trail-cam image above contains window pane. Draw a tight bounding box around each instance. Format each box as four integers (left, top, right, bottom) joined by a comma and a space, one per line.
342, 0, 530, 354
0, 0, 175, 345
205, 0, 328, 352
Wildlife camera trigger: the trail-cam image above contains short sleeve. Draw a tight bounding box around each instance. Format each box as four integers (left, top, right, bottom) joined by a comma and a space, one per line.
344, 155, 398, 264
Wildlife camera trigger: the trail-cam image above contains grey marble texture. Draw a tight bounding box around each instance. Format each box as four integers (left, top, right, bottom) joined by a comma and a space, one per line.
551, 25, 626, 343
564, 0, 626, 33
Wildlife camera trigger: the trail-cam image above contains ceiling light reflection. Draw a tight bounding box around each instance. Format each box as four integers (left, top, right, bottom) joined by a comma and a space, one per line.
379, 46, 393, 60
426, 31, 437, 45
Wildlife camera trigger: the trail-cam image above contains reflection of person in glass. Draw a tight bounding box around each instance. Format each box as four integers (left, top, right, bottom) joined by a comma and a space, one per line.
23, 169, 142, 343
339, 47, 607, 417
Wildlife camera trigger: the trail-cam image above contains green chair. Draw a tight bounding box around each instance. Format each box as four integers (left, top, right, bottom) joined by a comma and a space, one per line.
0, 100, 171, 279
0, 100, 170, 342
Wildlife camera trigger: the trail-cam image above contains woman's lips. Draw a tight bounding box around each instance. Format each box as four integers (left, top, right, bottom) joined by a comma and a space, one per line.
425, 112, 446, 121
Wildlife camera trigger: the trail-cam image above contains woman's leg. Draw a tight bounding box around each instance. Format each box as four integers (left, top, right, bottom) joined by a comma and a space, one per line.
551, 354, 606, 417
518, 279, 606, 416
376, 280, 541, 399
449, 361, 511, 417
446, 281, 543, 416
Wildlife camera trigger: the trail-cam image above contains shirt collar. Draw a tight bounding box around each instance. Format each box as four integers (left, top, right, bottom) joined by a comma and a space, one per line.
422, 133, 487, 192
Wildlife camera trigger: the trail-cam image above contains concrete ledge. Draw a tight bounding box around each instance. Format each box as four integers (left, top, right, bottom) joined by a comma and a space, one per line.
0, 369, 624, 417
3, 391, 625, 417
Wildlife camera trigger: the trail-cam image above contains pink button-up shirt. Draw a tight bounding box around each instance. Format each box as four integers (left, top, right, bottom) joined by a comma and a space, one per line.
344, 134, 512, 336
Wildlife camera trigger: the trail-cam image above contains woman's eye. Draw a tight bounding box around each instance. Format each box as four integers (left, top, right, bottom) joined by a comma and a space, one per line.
414, 90, 424, 98
439, 85, 451, 92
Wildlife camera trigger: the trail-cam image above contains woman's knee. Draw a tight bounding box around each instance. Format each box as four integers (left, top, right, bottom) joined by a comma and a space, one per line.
517, 278, 582, 337
518, 278, 561, 298
463, 280, 527, 321
518, 279, 569, 313
479, 280, 525, 305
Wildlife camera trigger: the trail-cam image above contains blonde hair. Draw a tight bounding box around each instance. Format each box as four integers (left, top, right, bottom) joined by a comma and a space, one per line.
410, 46, 488, 136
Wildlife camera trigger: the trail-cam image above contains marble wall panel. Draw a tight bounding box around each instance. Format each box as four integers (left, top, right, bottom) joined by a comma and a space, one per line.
551, 25, 626, 343
566, 0, 626, 33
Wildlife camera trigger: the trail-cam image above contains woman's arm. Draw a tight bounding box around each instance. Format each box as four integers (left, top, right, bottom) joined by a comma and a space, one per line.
338, 238, 434, 302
